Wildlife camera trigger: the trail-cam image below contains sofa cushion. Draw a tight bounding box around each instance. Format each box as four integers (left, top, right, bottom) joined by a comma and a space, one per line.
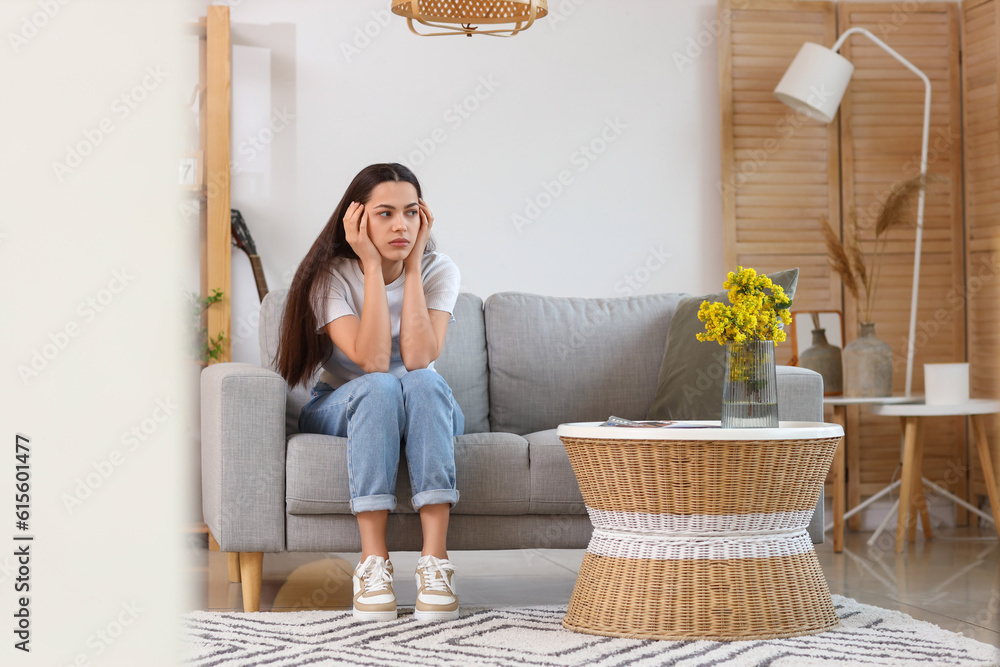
259, 289, 321, 436
259, 289, 490, 436
434, 293, 490, 434
524, 429, 586, 515
285, 433, 353, 514
446, 432, 530, 514
285, 432, 530, 515
646, 268, 799, 420
484, 292, 685, 436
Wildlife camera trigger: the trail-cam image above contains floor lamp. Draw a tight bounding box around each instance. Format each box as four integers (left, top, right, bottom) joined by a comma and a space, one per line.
773, 26, 930, 398
773, 29, 939, 545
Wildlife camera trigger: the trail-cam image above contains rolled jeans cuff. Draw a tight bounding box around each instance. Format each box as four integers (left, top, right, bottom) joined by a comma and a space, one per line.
351, 494, 396, 514
411, 489, 459, 511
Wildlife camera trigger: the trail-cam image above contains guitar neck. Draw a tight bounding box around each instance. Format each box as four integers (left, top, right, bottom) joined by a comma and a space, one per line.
248, 254, 269, 303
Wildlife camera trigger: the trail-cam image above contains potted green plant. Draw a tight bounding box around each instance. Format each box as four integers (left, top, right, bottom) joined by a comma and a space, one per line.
188, 288, 227, 365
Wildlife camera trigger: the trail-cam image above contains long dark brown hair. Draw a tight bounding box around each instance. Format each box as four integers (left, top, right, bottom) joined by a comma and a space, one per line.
275, 163, 435, 388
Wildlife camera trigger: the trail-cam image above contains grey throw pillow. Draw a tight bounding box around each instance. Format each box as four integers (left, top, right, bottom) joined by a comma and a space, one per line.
646, 268, 798, 420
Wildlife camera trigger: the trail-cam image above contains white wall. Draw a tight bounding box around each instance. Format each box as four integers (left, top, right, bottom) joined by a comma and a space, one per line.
191, 0, 727, 365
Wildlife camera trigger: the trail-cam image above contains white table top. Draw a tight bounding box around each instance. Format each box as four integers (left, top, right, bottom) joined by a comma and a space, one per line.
556, 421, 844, 441
868, 398, 1000, 417
823, 395, 923, 406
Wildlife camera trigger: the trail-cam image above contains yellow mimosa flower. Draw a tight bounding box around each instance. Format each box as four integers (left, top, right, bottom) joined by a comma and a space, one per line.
696, 266, 791, 345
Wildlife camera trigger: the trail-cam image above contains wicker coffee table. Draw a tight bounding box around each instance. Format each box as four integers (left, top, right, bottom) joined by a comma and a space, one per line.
557, 420, 844, 641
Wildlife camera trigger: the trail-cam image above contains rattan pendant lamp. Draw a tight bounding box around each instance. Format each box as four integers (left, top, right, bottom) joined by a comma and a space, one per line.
390, 0, 547, 37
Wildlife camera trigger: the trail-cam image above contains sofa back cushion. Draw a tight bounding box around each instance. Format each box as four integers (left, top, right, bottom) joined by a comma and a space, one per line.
484, 292, 684, 435
258, 289, 489, 435
646, 268, 799, 421
433, 293, 490, 434
259, 289, 320, 435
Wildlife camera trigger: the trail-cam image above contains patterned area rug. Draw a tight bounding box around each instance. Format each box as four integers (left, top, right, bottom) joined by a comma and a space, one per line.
180, 595, 1000, 666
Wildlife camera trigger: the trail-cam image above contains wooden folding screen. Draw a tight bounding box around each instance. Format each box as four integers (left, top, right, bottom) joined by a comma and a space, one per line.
837, 3, 965, 524
718, 0, 841, 367
962, 0, 1000, 508
720, 1, 969, 519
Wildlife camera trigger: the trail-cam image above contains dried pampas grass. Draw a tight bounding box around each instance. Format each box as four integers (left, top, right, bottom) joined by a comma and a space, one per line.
820, 174, 941, 323
876, 175, 930, 237
820, 215, 859, 301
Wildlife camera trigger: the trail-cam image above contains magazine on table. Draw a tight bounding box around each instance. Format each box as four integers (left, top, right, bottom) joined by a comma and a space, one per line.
601, 416, 716, 429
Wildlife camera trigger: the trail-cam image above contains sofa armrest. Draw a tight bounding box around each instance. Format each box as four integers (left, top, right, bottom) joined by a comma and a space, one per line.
776, 365, 826, 544
201, 362, 288, 552
776, 365, 824, 422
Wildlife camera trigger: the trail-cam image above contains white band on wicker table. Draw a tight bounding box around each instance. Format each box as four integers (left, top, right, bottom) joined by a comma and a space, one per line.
588, 526, 813, 561
586, 507, 814, 534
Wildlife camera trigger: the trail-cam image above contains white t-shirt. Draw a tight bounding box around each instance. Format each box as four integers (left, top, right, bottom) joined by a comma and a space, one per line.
312, 250, 461, 390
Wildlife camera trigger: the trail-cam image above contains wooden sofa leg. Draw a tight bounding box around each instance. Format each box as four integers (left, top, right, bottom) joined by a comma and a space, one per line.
239, 552, 263, 612
227, 553, 241, 583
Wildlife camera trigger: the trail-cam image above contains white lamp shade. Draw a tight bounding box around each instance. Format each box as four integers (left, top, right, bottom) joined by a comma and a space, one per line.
774, 42, 854, 123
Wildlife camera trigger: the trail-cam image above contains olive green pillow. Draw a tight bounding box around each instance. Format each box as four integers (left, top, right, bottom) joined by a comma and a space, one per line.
646, 268, 798, 420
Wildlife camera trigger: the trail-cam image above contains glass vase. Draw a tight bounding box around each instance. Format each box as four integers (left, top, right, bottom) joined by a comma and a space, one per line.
721, 340, 779, 428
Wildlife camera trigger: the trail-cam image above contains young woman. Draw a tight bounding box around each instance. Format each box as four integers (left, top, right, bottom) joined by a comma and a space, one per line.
274, 163, 464, 622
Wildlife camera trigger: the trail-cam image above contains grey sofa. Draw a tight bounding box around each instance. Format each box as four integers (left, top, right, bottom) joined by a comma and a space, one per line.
201, 289, 826, 611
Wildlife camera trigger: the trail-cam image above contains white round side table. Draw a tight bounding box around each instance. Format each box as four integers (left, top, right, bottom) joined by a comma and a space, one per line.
868, 399, 1000, 553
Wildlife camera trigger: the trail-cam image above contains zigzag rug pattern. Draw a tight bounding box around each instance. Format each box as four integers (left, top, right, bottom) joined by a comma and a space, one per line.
180, 595, 1000, 666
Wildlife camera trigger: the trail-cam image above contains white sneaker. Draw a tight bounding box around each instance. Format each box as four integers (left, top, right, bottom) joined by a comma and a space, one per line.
352, 555, 397, 621
413, 555, 459, 621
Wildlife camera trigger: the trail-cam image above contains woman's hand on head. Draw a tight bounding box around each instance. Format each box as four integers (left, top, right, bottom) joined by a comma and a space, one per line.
405, 198, 434, 269
343, 202, 382, 268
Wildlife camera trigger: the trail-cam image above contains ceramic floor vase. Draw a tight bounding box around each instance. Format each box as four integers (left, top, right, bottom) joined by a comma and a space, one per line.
721, 340, 779, 428
843, 322, 893, 397
800, 328, 843, 395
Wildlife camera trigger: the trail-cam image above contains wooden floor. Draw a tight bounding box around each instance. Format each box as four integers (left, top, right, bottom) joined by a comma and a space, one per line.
185, 526, 1000, 648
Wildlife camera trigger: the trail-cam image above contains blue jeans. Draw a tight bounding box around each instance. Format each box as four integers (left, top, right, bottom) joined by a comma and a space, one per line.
297, 369, 464, 514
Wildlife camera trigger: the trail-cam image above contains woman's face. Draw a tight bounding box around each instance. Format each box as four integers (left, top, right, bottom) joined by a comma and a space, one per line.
362, 180, 421, 261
